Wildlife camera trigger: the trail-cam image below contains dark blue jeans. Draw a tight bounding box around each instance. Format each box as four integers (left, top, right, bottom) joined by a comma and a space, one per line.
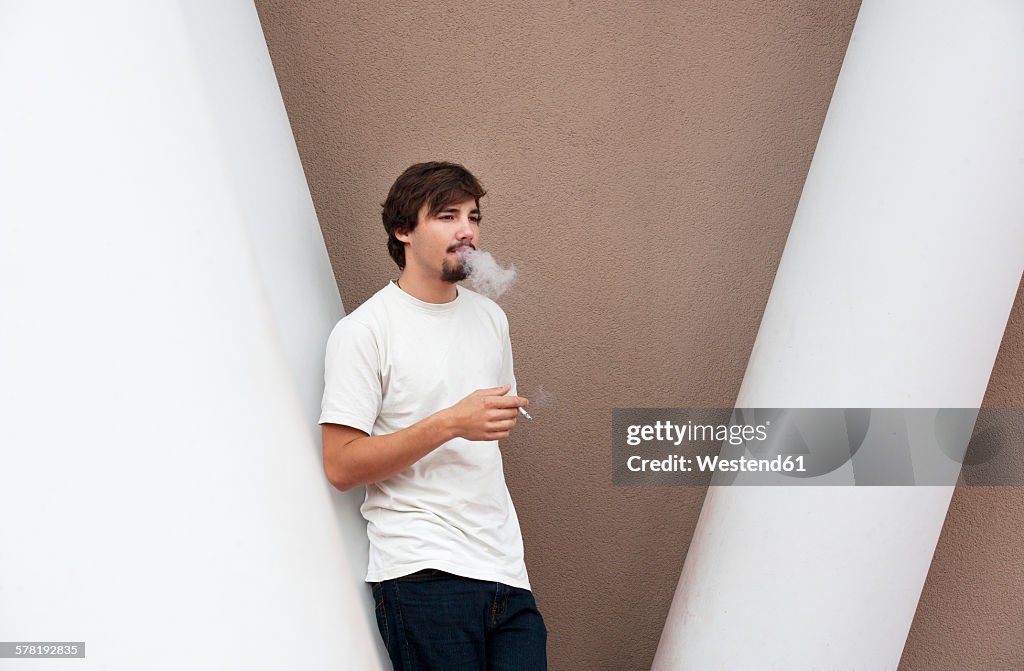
371, 569, 548, 670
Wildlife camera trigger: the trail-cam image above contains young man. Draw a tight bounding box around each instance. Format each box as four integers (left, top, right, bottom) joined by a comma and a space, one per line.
319, 162, 547, 670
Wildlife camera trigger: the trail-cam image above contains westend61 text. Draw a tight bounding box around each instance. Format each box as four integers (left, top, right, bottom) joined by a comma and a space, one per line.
626, 454, 806, 473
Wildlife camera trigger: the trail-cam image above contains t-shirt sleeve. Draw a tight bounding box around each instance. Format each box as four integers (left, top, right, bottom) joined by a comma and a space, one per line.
318, 318, 382, 434
499, 311, 518, 398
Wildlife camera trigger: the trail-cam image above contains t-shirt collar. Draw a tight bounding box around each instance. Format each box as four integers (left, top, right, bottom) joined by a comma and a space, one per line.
387, 280, 463, 313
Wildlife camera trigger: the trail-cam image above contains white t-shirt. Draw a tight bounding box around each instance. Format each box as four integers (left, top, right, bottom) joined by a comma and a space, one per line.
319, 281, 530, 590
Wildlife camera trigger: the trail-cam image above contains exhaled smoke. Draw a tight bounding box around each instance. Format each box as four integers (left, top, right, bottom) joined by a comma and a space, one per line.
462, 249, 517, 299
533, 384, 553, 409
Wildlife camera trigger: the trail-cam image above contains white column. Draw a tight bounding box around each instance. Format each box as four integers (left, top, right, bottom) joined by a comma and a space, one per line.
654, 1, 1024, 669
0, 2, 387, 668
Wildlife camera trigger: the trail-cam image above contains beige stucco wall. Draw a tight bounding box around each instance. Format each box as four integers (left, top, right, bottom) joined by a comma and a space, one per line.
899, 282, 1024, 670
253, 1, 1023, 668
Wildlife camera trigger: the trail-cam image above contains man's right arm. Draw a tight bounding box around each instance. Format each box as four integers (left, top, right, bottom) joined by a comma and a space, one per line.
322, 384, 528, 492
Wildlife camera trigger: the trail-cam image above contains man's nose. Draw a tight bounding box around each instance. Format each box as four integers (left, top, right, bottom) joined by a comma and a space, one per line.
455, 217, 476, 240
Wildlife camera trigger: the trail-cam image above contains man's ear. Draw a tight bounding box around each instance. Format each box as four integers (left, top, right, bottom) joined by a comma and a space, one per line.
394, 227, 411, 244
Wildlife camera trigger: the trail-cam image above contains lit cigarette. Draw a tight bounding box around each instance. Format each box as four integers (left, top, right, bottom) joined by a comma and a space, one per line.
519, 406, 533, 420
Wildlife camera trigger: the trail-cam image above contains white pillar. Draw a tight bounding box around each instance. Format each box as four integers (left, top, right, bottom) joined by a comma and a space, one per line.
654, 1, 1024, 669
0, 2, 387, 668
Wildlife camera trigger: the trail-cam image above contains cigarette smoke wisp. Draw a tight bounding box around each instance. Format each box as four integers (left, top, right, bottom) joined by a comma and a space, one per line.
461, 249, 517, 299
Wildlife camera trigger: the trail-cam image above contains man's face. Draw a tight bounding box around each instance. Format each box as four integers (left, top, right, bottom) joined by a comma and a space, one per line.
398, 197, 480, 282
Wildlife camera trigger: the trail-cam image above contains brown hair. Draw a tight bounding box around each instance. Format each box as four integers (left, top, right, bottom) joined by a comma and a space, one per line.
381, 162, 487, 269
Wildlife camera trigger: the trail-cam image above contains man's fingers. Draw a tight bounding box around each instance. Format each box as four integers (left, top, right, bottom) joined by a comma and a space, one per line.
483, 430, 512, 441
487, 395, 528, 409
477, 384, 512, 396
479, 418, 517, 440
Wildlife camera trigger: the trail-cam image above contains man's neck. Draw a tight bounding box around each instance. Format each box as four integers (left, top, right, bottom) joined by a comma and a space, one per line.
396, 269, 458, 304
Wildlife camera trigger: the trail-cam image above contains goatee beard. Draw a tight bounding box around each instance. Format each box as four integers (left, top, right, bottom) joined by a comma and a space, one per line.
441, 257, 468, 283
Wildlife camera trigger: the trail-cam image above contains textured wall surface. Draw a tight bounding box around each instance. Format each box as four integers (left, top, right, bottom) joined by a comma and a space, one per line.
253, 1, 1023, 668
900, 278, 1024, 670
